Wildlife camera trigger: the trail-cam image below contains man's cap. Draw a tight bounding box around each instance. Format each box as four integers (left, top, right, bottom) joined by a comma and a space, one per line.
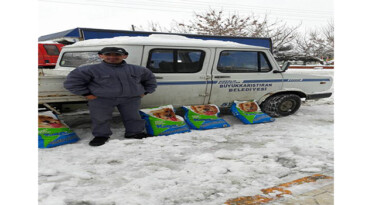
98, 47, 129, 55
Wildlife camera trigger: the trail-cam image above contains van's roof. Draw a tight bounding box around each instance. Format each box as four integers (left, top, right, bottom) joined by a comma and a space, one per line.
38, 41, 63, 44
66, 34, 268, 50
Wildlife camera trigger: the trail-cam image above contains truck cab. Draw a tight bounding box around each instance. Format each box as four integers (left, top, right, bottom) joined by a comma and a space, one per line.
38, 42, 64, 68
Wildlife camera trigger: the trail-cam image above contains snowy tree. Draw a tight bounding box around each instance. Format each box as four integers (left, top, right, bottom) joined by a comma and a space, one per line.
134, 21, 173, 32
174, 10, 252, 36
172, 9, 300, 55
136, 10, 300, 55
295, 21, 334, 63
135, 9, 336, 63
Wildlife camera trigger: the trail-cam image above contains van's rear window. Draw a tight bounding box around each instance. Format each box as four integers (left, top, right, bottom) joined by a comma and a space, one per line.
147, 49, 205, 73
60, 52, 101, 67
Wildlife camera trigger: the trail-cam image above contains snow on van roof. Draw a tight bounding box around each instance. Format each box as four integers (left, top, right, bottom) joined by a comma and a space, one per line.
67, 34, 266, 49
38, 40, 61, 44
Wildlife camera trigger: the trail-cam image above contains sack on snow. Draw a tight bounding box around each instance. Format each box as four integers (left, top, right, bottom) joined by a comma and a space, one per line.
140, 105, 190, 136
231, 100, 275, 124
38, 111, 79, 148
182, 104, 230, 130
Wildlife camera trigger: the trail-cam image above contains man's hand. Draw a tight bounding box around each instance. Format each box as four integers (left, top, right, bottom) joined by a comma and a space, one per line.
140, 94, 145, 98
85, 95, 97, 100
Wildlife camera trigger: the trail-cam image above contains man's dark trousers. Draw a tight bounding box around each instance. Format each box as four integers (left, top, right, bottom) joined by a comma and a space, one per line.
87, 96, 145, 137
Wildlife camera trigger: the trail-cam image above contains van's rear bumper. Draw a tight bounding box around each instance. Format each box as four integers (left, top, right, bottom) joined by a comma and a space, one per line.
306, 92, 332, 100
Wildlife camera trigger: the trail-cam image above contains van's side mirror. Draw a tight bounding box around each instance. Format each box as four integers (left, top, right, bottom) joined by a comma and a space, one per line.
274, 61, 291, 73
281, 61, 290, 72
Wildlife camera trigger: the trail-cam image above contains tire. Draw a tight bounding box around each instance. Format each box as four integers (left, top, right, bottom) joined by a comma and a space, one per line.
260, 94, 301, 117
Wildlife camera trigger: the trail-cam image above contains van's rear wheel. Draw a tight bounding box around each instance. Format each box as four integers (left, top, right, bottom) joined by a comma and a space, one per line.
260, 94, 301, 117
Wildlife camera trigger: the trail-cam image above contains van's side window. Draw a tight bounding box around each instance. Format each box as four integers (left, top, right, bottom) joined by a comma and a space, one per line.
60, 52, 101, 67
260, 52, 271, 72
217, 51, 272, 73
147, 49, 205, 73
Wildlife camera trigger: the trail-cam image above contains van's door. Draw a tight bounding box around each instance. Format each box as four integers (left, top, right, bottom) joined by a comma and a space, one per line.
140, 46, 212, 108
209, 48, 283, 107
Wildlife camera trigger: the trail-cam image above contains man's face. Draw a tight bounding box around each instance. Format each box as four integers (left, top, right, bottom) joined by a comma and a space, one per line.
99, 53, 127, 64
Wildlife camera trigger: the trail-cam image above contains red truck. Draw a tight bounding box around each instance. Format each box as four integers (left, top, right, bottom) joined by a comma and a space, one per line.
38, 43, 64, 68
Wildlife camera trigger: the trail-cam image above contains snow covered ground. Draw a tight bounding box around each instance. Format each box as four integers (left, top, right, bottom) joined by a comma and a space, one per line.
39, 69, 334, 205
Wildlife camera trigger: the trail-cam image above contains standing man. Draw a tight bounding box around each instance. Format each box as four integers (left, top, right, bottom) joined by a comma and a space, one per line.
64, 47, 157, 146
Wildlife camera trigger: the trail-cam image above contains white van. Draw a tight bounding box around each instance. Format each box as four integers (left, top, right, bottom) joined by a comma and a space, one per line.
39, 34, 333, 117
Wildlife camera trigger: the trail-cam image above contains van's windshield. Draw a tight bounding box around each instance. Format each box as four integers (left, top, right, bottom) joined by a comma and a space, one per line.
59, 52, 101, 67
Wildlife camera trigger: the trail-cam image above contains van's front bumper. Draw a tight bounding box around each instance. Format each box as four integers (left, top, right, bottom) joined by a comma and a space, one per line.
306, 92, 332, 100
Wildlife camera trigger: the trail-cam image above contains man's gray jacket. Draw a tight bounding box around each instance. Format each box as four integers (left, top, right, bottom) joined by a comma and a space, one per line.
64, 61, 157, 98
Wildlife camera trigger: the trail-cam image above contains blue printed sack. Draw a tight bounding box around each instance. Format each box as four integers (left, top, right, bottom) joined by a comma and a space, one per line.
38, 111, 79, 148
140, 105, 190, 136
183, 104, 230, 130
231, 100, 275, 124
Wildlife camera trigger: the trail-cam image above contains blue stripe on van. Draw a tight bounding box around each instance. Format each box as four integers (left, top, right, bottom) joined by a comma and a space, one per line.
243, 79, 331, 83
157, 81, 208, 85
156, 79, 330, 85
243, 79, 283, 83
301, 79, 331, 82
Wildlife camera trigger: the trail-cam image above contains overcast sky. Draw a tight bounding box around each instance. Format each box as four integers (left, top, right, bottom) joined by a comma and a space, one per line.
38, 0, 333, 36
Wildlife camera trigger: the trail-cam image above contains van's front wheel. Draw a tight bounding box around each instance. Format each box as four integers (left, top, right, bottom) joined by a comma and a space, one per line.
260, 94, 301, 117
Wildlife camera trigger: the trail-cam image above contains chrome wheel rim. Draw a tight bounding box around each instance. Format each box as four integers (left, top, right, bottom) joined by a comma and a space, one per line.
280, 100, 296, 112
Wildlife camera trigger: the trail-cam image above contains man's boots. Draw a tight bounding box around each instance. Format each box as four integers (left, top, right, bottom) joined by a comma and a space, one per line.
89, 137, 110, 146
124, 133, 150, 139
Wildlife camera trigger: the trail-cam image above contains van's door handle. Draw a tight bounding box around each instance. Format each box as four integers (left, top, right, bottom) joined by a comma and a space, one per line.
155, 76, 163, 79
214, 76, 231, 79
